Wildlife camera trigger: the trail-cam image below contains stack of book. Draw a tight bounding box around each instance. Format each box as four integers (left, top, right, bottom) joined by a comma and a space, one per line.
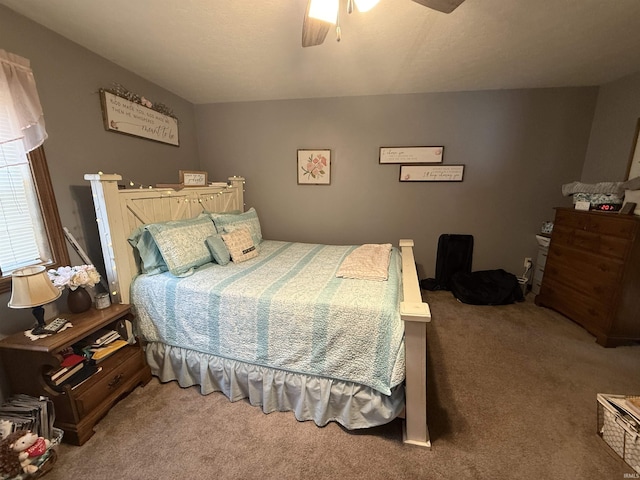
80, 328, 128, 363
50, 353, 86, 386
0, 394, 54, 440
49, 352, 100, 390
47, 329, 130, 391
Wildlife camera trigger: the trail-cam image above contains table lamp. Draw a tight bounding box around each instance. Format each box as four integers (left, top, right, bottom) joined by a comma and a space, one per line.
8, 265, 61, 335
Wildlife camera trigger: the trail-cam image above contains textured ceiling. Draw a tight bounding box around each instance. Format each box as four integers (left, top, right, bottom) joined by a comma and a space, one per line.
2, 0, 640, 104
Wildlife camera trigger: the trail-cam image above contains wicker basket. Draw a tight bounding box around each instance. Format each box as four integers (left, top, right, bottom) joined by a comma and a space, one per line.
597, 393, 640, 474
0, 428, 63, 480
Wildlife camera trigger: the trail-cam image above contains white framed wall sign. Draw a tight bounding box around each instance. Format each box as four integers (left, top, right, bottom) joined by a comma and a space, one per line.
380, 146, 443, 164
399, 165, 465, 182
100, 90, 179, 146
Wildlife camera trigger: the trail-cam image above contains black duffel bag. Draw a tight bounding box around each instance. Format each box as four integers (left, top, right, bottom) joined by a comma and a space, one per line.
450, 269, 524, 305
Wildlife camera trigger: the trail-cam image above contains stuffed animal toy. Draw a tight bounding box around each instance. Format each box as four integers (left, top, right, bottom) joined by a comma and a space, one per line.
0, 430, 50, 477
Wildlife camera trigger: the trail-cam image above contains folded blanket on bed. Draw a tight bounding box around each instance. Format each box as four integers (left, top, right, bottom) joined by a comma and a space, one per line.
336, 243, 392, 281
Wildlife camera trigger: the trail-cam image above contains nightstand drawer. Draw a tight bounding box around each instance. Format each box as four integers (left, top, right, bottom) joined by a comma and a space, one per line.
75, 346, 145, 417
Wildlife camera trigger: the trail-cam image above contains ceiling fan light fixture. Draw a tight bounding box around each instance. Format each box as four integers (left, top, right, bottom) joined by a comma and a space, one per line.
354, 0, 380, 12
308, 0, 339, 24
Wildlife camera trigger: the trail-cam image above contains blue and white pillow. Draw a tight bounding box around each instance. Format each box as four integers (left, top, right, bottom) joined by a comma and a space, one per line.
209, 207, 263, 244
128, 225, 168, 275
145, 216, 216, 276
205, 234, 231, 266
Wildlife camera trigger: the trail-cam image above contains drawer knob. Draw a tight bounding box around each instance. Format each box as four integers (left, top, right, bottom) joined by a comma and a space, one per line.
108, 374, 123, 388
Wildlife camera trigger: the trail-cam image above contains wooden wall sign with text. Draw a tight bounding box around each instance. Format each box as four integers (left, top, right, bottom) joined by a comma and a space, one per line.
99, 90, 179, 146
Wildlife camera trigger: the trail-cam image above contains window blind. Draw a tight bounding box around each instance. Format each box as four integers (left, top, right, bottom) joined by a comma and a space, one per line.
0, 128, 48, 275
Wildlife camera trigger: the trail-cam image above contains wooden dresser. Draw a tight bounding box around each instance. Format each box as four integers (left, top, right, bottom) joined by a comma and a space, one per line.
535, 208, 640, 347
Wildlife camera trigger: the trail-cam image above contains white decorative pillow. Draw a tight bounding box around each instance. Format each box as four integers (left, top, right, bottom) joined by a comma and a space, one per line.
221, 227, 258, 263
146, 216, 216, 276
624, 190, 640, 215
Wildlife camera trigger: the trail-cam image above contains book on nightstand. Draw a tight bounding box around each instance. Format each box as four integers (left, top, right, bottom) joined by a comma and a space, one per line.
89, 339, 128, 363
51, 362, 85, 385
50, 353, 87, 385
58, 363, 101, 390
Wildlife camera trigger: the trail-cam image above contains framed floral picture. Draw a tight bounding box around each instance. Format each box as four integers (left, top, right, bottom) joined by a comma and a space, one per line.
298, 149, 331, 185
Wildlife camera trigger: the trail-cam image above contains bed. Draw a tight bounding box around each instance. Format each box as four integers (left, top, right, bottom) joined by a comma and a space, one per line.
85, 173, 431, 447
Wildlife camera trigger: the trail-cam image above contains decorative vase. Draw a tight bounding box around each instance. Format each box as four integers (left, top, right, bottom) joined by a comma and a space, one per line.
67, 287, 92, 313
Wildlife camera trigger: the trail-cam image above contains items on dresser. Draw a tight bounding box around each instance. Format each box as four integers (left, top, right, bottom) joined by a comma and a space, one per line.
535, 208, 640, 347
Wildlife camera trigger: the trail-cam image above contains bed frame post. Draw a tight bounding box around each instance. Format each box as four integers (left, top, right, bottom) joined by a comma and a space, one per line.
228, 176, 245, 210
84, 173, 127, 304
399, 239, 431, 448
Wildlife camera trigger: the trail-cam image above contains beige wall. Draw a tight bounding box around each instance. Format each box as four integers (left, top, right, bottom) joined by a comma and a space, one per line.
582, 71, 640, 182
0, 5, 200, 399
195, 88, 598, 279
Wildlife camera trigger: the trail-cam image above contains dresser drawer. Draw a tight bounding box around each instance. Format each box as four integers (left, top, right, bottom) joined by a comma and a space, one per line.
551, 225, 630, 260
554, 209, 589, 231
554, 209, 637, 240
75, 346, 145, 418
587, 215, 637, 240
544, 245, 623, 297
539, 278, 611, 333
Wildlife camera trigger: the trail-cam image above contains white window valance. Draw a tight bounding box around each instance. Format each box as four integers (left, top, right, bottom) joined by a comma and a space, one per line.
0, 49, 47, 153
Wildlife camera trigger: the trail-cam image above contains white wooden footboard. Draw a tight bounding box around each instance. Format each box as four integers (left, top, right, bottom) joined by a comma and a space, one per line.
399, 239, 432, 448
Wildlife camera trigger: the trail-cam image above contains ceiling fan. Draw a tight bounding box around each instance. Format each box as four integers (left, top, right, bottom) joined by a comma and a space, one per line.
302, 0, 466, 47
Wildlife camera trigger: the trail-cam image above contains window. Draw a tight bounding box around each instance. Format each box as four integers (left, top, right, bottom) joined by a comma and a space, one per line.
0, 49, 69, 293
0, 144, 69, 294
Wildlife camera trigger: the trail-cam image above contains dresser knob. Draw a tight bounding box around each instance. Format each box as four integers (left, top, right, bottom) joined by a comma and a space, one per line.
108, 373, 123, 388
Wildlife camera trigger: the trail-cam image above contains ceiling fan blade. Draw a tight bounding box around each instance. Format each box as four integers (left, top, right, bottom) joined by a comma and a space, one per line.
412, 0, 465, 13
302, 0, 332, 47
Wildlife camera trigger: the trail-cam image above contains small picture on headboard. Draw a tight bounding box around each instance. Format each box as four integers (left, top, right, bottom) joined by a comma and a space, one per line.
179, 170, 208, 187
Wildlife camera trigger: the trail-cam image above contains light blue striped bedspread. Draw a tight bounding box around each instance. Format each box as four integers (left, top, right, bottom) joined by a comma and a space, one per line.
132, 240, 405, 395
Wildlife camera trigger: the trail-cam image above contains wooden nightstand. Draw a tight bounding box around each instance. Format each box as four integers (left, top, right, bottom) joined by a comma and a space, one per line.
0, 303, 151, 445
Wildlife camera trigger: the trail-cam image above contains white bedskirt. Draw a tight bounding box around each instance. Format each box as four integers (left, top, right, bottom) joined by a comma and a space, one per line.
145, 342, 405, 429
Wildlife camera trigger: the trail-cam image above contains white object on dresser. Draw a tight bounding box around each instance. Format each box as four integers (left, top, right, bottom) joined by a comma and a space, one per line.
531, 234, 550, 296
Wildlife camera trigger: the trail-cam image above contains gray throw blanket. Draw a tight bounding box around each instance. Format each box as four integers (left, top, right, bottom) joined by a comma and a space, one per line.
561, 176, 640, 196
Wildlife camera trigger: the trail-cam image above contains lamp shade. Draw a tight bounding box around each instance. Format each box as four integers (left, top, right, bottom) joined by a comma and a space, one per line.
8, 265, 61, 309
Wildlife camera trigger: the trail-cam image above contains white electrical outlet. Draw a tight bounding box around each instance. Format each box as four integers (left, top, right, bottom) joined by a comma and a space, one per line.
524, 257, 532, 268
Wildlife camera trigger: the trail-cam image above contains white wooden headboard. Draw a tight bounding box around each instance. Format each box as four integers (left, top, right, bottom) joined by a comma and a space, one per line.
84, 173, 245, 304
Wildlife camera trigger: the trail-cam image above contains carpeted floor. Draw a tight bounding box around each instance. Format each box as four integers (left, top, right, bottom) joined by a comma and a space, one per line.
44, 291, 640, 479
